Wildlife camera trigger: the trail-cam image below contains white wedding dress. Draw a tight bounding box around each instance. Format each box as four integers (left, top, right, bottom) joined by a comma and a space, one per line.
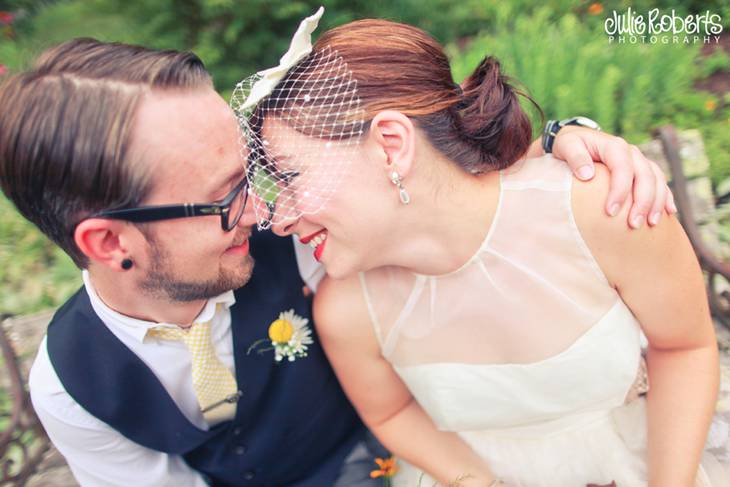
359, 155, 730, 487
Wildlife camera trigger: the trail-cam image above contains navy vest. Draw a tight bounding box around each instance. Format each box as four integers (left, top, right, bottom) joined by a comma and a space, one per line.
46, 230, 364, 486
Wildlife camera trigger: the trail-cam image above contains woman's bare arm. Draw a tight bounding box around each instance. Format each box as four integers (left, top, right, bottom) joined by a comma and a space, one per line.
314, 274, 498, 486
573, 164, 719, 487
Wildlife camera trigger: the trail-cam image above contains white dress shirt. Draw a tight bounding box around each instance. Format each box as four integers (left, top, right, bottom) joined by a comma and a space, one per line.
29, 237, 325, 486
293, 237, 326, 292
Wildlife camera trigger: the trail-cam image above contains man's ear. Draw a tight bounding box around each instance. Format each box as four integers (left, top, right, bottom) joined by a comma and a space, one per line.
74, 219, 134, 272
367, 110, 416, 178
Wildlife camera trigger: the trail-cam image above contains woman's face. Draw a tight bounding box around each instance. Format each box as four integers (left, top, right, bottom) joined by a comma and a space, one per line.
261, 117, 392, 278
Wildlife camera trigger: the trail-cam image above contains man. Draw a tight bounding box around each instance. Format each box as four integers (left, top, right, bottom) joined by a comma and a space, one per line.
0, 39, 671, 486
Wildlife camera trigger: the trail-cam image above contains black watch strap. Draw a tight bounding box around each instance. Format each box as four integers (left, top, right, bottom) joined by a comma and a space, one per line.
542, 116, 601, 154
542, 119, 561, 154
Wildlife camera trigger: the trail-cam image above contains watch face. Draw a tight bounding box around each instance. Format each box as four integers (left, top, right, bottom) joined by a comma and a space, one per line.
561, 116, 601, 131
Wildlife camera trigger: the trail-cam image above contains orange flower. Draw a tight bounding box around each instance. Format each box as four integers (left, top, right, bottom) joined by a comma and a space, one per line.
588, 3, 604, 15
370, 456, 399, 478
705, 99, 717, 111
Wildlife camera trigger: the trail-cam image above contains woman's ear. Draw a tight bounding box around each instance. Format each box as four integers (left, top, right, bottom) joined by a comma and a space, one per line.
368, 110, 416, 178
74, 219, 134, 272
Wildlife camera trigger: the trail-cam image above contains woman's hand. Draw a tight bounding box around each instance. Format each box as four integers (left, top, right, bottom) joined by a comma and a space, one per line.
550, 126, 676, 229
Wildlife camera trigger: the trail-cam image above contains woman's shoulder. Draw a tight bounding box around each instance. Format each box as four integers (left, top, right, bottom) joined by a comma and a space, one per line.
313, 273, 371, 337
571, 163, 633, 242
571, 164, 681, 286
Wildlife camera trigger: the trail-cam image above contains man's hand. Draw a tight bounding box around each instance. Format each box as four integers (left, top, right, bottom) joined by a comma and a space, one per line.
552, 126, 677, 229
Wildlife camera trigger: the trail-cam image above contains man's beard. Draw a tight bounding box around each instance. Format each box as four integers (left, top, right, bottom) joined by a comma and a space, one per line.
139, 229, 254, 302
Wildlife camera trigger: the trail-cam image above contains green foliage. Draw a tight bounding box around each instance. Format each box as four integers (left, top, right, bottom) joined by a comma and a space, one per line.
0, 0, 149, 73
703, 115, 730, 186
0, 196, 79, 315
700, 49, 730, 78
3, 0, 727, 88
450, 7, 704, 141
86, 0, 526, 94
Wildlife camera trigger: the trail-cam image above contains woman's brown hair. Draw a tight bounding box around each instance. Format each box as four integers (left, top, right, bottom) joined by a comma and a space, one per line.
269, 18, 540, 174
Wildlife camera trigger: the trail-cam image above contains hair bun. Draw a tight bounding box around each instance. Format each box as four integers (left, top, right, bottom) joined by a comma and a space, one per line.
458, 56, 536, 171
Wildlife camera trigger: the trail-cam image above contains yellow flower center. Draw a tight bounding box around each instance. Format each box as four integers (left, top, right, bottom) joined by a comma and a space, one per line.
269, 319, 294, 343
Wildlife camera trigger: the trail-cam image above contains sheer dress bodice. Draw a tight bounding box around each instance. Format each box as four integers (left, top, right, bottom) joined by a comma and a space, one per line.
359, 156, 726, 486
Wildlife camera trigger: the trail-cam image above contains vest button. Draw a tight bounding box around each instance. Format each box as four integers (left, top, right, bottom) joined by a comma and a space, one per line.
233, 427, 242, 436
243, 470, 255, 480
234, 445, 248, 455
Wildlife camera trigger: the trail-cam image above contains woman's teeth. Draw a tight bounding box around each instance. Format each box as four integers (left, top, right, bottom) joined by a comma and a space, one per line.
309, 233, 327, 249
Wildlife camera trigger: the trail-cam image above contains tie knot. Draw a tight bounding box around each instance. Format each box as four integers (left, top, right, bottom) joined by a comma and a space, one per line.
147, 321, 211, 346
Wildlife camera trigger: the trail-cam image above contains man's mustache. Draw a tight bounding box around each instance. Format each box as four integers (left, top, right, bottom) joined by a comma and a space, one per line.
230, 228, 251, 248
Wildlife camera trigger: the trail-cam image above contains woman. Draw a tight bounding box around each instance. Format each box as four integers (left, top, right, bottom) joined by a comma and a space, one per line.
235, 13, 726, 487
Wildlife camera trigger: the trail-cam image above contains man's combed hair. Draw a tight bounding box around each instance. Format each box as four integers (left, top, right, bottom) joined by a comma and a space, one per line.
0, 38, 212, 268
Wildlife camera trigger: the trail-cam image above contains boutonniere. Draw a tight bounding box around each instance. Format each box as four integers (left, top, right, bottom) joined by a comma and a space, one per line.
247, 309, 314, 362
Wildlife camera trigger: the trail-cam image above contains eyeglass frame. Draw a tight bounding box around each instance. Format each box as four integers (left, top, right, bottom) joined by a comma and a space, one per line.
87, 177, 249, 232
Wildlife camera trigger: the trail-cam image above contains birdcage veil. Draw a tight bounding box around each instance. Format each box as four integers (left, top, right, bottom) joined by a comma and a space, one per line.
230, 7, 365, 229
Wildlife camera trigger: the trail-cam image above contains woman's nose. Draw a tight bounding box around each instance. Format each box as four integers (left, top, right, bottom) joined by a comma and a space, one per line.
270, 214, 299, 237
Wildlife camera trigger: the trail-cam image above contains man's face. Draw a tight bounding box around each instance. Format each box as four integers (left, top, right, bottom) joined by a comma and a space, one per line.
128, 87, 255, 302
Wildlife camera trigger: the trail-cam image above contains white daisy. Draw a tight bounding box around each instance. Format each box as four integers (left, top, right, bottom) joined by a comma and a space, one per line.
268, 309, 314, 362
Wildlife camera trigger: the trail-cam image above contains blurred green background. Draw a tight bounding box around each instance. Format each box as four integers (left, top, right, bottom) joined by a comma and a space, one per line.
0, 0, 729, 316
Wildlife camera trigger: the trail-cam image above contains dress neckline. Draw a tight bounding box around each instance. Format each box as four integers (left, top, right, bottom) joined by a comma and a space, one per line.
412, 171, 503, 279
393, 297, 630, 370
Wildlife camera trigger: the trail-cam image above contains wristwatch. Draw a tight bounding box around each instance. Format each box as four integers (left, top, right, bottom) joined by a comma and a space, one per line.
542, 116, 601, 154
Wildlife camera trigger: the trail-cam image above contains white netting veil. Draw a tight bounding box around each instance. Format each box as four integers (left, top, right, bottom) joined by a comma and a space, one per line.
230, 46, 365, 230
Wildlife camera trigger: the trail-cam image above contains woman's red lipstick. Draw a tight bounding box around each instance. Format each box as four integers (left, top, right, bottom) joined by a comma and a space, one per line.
300, 230, 328, 262
299, 229, 326, 244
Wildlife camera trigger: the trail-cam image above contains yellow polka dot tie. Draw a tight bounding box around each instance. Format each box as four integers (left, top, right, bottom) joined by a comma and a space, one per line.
148, 321, 239, 424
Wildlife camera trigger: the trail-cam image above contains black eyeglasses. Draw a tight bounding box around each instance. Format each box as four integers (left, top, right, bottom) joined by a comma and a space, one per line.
89, 177, 249, 232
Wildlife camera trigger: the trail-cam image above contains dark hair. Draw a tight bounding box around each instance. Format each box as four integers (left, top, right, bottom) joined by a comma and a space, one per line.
0, 38, 212, 267
268, 19, 541, 173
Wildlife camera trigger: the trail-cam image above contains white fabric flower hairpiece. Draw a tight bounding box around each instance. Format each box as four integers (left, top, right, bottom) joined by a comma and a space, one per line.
239, 6, 325, 111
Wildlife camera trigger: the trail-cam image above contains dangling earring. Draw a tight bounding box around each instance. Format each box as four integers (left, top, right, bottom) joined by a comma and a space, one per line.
121, 258, 133, 270
389, 171, 410, 205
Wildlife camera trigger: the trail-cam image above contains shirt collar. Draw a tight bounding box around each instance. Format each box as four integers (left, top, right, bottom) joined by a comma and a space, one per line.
82, 270, 236, 343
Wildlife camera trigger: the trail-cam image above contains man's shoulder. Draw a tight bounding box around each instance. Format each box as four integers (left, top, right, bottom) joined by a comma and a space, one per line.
29, 336, 62, 398
40, 286, 97, 349
29, 335, 107, 430
48, 286, 91, 326
30, 287, 94, 412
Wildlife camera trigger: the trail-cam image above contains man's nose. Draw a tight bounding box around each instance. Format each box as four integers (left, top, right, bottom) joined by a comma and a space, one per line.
236, 190, 258, 228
